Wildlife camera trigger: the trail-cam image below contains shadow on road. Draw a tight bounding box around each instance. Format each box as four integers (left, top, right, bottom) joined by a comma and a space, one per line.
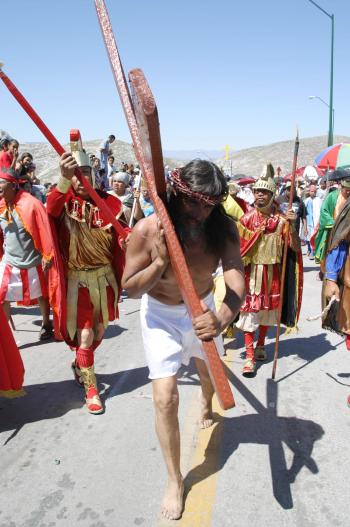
302, 266, 318, 273
19, 339, 54, 350
177, 360, 200, 387
12, 307, 41, 317
184, 372, 324, 511
0, 366, 150, 444
267, 333, 337, 384
103, 324, 128, 339
326, 372, 350, 387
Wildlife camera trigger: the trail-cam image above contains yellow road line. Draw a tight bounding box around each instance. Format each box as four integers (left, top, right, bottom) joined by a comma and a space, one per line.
177, 395, 224, 527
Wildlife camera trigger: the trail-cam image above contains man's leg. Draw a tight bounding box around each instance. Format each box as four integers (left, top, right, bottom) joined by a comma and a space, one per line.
152, 376, 184, 520
92, 322, 104, 351
195, 357, 215, 429
73, 323, 103, 384
38, 297, 53, 340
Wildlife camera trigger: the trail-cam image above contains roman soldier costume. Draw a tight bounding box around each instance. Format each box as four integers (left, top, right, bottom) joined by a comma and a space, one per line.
47, 131, 128, 414
0, 170, 54, 339
236, 164, 303, 375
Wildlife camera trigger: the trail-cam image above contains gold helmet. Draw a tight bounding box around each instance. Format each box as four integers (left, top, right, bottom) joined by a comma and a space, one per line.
70, 129, 95, 188
252, 163, 276, 195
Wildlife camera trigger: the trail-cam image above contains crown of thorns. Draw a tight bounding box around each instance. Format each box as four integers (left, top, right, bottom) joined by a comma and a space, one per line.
169, 169, 224, 206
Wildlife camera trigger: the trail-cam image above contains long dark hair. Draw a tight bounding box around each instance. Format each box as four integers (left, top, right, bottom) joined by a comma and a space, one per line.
168, 159, 238, 254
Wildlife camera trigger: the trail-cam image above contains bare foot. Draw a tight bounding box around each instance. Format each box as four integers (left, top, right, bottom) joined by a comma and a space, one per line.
199, 393, 214, 429
161, 477, 184, 520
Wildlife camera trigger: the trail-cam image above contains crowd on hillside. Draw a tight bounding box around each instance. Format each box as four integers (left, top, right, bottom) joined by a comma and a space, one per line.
0, 132, 156, 222
1, 132, 347, 258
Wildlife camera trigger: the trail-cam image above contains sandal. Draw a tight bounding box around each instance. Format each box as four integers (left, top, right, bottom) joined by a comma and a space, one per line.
242, 358, 256, 376
255, 346, 267, 361
86, 387, 104, 414
39, 322, 54, 341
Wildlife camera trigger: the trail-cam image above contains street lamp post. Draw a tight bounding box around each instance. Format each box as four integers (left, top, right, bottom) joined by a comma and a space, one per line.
308, 95, 335, 138
307, 0, 334, 146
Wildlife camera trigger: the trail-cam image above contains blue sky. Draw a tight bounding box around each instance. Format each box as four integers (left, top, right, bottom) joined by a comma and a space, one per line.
1, 0, 348, 152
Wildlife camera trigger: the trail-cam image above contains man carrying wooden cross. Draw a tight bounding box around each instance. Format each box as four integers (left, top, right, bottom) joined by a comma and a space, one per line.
122, 159, 245, 520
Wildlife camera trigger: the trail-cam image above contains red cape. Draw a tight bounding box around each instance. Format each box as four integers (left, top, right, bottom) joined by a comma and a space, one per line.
0, 306, 25, 398
47, 187, 129, 346
0, 190, 54, 262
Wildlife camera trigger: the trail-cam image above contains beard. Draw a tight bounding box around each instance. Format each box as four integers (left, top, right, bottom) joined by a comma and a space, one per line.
175, 215, 206, 245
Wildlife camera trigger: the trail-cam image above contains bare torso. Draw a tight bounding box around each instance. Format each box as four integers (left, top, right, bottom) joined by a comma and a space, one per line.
127, 214, 220, 304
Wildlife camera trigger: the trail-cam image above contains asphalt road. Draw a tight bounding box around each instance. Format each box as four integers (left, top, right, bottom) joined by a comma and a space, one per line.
1, 251, 349, 527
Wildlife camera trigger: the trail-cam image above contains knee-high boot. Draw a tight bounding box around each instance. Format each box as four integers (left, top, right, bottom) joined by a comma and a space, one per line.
76, 346, 103, 414
71, 339, 103, 386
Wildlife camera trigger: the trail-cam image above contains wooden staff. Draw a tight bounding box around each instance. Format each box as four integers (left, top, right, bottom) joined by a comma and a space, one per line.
94, 0, 235, 409
271, 129, 299, 380
128, 172, 142, 228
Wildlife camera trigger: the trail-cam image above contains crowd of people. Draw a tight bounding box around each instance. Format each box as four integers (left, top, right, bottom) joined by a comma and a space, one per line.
0, 131, 349, 520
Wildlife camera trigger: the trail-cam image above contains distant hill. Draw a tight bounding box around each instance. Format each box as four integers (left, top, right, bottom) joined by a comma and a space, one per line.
215, 135, 350, 178
164, 149, 223, 161
0, 133, 182, 183
2, 131, 349, 182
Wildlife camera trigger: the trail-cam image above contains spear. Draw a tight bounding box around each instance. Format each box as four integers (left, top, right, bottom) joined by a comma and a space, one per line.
0, 63, 127, 240
271, 129, 300, 379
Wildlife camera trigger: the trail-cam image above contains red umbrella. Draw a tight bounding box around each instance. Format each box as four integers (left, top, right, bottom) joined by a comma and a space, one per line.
237, 177, 256, 186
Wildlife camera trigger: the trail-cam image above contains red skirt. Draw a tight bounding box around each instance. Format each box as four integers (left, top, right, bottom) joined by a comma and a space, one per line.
76, 285, 117, 329
241, 263, 281, 313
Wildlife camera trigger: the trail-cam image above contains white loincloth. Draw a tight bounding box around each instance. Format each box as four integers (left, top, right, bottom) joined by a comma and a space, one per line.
140, 292, 224, 379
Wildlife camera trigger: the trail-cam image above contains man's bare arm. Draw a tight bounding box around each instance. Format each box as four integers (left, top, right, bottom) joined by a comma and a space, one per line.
193, 224, 245, 340
121, 217, 169, 297
217, 234, 246, 330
